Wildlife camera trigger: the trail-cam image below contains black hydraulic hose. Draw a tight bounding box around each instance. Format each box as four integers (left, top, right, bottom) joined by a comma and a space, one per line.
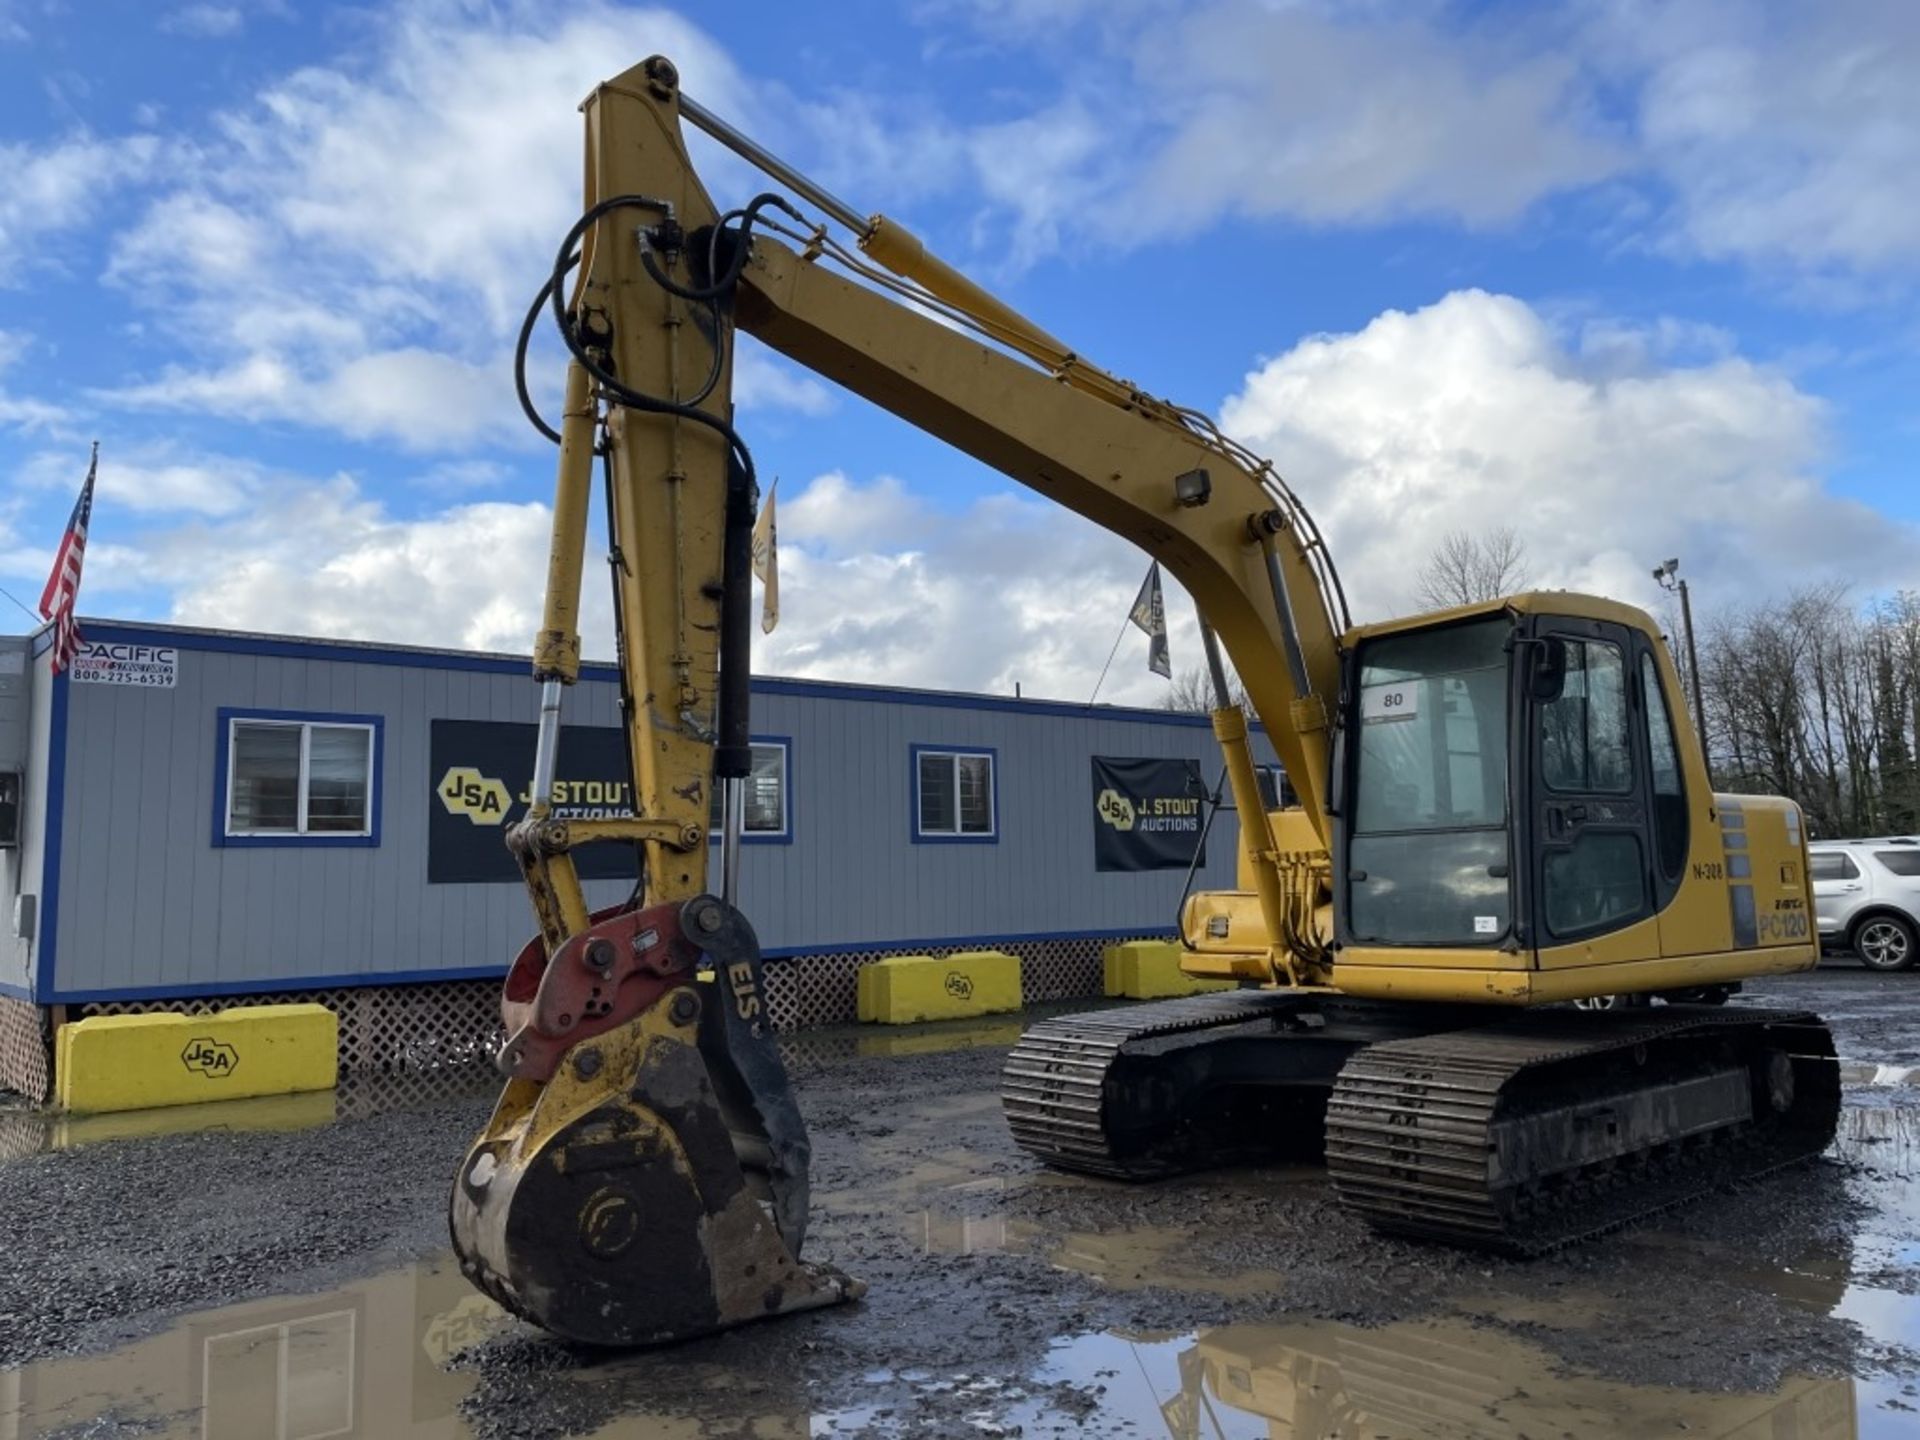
714, 445, 755, 783
547, 195, 758, 495
638, 192, 806, 302
515, 250, 580, 444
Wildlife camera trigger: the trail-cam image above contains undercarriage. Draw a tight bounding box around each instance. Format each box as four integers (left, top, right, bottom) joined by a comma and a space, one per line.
1003, 991, 1841, 1252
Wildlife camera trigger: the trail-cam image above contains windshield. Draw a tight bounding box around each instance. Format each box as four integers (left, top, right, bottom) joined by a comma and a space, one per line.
1348, 616, 1513, 946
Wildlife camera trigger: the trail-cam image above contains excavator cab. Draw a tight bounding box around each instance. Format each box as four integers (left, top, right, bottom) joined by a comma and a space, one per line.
1327, 595, 1817, 1003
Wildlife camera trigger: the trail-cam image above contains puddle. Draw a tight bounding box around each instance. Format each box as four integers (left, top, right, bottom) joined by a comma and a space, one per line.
0, 1254, 511, 1438
6, 1251, 1917, 1438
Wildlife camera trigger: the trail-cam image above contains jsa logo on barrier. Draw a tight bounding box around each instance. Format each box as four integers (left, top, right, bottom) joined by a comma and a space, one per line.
438, 767, 513, 825
181, 1038, 238, 1077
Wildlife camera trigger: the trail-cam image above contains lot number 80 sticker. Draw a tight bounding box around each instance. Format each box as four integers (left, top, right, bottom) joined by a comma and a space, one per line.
1361, 682, 1420, 723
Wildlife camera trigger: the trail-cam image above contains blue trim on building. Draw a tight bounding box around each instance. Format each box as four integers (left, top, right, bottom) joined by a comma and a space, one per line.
212, 707, 386, 849
78, 620, 1229, 731
38, 927, 1178, 1003
0, 978, 33, 1000
706, 734, 794, 846
42, 963, 514, 1005
33, 666, 69, 1002
909, 742, 1001, 845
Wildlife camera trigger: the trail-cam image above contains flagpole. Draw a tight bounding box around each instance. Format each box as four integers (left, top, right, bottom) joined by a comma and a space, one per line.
1085, 608, 1134, 709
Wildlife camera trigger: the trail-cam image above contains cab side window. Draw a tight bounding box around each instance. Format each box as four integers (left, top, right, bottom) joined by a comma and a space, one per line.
1640, 653, 1688, 881
1540, 639, 1631, 793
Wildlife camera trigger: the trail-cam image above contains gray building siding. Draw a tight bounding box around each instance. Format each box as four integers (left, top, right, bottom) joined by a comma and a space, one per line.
26, 621, 1274, 1003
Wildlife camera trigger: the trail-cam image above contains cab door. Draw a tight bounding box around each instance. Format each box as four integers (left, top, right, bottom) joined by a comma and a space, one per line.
1526, 616, 1662, 963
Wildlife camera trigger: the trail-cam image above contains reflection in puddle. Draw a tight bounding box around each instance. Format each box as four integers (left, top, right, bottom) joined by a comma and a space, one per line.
4, 1255, 1913, 1439
0, 1255, 508, 1438
1044, 1321, 1865, 1440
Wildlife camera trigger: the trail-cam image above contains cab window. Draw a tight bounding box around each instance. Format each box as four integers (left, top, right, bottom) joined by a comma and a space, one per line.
1540, 639, 1631, 793
1640, 654, 1688, 881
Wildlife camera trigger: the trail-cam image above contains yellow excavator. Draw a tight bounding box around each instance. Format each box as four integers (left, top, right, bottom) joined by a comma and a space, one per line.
448, 56, 1840, 1345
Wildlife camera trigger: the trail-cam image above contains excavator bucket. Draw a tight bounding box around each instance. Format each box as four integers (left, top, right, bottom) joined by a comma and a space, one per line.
449, 894, 862, 1345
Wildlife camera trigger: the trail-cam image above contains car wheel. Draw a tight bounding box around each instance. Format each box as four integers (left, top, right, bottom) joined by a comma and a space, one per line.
1853, 915, 1918, 972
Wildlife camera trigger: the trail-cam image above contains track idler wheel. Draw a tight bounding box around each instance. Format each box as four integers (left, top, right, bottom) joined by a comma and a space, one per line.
449, 897, 862, 1345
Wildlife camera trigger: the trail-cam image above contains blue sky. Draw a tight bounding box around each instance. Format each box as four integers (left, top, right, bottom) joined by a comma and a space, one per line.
2, 0, 1916, 705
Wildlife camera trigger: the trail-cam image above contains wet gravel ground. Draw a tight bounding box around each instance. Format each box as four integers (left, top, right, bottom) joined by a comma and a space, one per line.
2, 964, 1917, 1437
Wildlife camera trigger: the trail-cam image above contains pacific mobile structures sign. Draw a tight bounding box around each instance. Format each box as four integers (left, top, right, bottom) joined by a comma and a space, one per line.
72, 640, 177, 688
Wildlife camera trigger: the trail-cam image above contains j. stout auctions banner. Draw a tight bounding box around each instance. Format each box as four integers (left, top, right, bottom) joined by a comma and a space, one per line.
430, 719, 642, 884
1091, 756, 1207, 872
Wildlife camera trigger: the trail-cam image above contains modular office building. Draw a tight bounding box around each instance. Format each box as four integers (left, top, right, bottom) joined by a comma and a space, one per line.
0, 620, 1276, 1101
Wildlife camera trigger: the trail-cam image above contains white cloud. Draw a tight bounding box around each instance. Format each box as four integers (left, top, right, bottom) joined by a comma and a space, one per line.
756, 472, 1197, 707
960, 2, 1623, 261
19, 443, 256, 516
1218, 289, 1916, 621
92, 1, 867, 449
139, 477, 590, 654
0, 134, 159, 283
1603, 1, 1920, 274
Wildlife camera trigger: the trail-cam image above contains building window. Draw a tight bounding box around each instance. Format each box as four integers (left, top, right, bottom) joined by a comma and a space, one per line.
216, 709, 382, 848
708, 740, 791, 842
914, 746, 996, 842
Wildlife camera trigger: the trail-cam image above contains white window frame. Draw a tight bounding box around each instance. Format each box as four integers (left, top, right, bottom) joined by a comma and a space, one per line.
708, 739, 791, 841
226, 718, 376, 838
915, 748, 997, 840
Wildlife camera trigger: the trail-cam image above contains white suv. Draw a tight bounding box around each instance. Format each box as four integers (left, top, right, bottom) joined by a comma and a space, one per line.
1809, 838, 1920, 971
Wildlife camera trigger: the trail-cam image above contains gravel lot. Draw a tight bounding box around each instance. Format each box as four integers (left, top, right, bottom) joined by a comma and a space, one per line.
2, 965, 1917, 1436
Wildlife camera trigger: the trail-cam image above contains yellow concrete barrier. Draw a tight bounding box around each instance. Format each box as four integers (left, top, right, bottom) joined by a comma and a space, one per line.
1103, 940, 1237, 1000
56, 1004, 338, 1114
857, 950, 1023, 1025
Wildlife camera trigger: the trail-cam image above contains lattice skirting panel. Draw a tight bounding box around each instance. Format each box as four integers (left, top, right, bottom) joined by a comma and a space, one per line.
763, 933, 1159, 1031
0, 994, 52, 1105
22, 934, 1149, 1106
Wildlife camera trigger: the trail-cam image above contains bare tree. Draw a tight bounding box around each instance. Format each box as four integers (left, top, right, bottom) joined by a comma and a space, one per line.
1162, 665, 1247, 714
1415, 527, 1532, 610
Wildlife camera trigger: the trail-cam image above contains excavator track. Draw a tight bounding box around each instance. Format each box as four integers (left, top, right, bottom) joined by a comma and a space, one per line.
1325, 1006, 1841, 1254
1005, 998, 1841, 1254
1002, 990, 1308, 1179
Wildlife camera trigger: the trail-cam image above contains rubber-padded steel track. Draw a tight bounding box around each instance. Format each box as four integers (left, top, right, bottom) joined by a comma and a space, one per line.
1002, 990, 1299, 1178
1325, 1006, 1840, 1254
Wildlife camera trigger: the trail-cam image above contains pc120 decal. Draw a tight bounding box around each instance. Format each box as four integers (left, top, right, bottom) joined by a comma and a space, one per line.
1090, 756, 1207, 872
428, 718, 642, 885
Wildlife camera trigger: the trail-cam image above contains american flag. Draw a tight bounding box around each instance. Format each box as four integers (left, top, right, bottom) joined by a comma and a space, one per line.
38, 441, 97, 675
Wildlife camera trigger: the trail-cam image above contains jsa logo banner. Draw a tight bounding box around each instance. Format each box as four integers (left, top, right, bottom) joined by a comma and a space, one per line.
1090, 756, 1206, 872
428, 719, 640, 885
